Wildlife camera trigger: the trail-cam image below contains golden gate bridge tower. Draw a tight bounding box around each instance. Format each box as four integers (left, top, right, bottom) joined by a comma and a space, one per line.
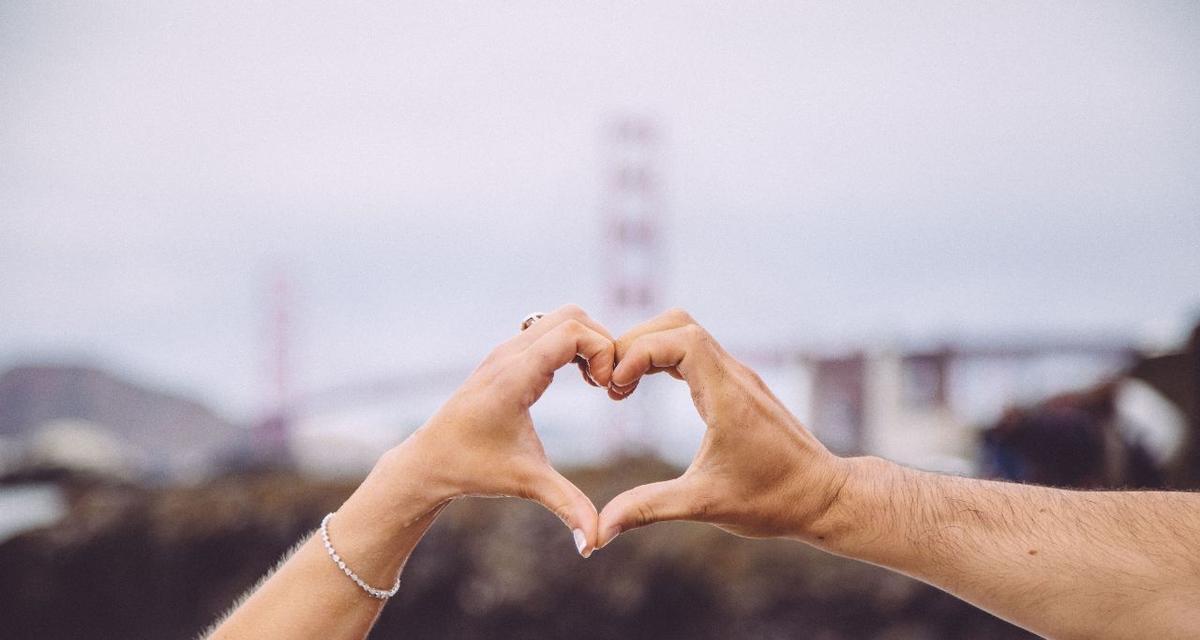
602, 115, 665, 455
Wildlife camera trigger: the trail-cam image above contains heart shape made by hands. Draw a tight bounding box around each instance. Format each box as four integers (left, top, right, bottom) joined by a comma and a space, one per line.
528, 307, 845, 553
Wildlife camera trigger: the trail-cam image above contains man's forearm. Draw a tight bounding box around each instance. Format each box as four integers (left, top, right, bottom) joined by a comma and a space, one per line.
811, 456, 1200, 640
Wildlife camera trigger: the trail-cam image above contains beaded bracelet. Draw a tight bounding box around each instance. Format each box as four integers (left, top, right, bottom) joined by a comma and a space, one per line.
319, 513, 401, 599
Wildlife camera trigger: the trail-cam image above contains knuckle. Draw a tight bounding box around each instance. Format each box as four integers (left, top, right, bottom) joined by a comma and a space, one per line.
614, 336, 636, 360
561, 318, 586, 336
663, 307, 693, 324
558, 303, 586, 320
632, 501, 657, 528
621, 336, 645, 359
680, 323, 708, 345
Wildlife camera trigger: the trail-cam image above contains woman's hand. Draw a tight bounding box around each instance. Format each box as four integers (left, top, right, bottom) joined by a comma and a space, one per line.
208, 305, 616, 640
597, 309, 849, 547
389, 304, 616, 557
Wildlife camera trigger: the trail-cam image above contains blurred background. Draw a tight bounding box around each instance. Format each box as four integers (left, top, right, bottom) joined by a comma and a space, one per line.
1, 1, 1198, 638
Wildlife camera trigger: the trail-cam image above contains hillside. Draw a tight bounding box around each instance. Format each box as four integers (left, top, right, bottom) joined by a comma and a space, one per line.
0, 364, 245, 478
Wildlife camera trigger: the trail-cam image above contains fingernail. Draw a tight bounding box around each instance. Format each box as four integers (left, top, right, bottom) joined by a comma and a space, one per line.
572, 528, 593, 558
597, 525, 621, 550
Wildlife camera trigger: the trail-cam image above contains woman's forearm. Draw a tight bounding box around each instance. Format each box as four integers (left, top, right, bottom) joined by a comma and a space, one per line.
207, 304, 615, 639
207, 443, 446, 640
815, 456, 1200, 640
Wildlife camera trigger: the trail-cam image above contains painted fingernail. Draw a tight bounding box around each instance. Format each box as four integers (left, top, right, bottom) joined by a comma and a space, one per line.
597, 525, 621, 550
573, 528, 593, 558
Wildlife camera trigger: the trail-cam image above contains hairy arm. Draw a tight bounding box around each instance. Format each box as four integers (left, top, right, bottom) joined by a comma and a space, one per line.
817, 458, 1200, 640
597, 308, 1200, 640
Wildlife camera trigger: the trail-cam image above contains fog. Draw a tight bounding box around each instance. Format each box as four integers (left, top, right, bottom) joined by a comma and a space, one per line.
2, 1, 1198, 421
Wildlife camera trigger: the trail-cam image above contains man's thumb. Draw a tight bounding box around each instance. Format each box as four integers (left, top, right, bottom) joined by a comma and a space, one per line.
596, 477, 699, 550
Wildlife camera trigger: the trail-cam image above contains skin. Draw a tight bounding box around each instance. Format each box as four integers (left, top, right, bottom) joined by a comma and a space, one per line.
598, 309, 1200, 640
211, 306, 1200, 640
207, 304, 614, 639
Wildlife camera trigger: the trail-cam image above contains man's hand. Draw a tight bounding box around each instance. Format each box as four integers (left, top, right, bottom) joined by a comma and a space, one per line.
396, 303, 616, 556
597, 308, 1200, 639
597, 308, 849, 547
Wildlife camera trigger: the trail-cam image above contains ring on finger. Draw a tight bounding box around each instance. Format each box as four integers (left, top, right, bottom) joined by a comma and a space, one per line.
520, 312, 546, 332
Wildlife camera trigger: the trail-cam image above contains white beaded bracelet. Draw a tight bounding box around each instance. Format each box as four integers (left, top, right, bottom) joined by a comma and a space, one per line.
319, 513, 401, 600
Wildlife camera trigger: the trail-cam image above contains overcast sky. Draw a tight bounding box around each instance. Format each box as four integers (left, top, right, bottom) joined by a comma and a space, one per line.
2, 1, 1198, 424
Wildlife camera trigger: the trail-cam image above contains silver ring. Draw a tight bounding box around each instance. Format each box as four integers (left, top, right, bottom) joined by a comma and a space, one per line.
520, 312, 546, 332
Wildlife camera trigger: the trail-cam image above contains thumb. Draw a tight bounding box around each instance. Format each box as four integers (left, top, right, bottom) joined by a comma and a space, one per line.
597, 477, 700, 550
524, 466, 600, 558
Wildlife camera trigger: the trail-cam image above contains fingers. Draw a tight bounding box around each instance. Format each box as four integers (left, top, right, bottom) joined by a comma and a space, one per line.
526, 317, 616, 387
514, 304, 615, 387
596, 477, 703, 549
523, 466, 600, 558
515, 303, 615, 347
613, 307, 700, 362
611, 324, 720, 391
609, 309, 719, 398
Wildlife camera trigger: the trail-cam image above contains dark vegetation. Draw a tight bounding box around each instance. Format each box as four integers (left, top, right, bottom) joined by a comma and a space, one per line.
1, 457, 1035, 640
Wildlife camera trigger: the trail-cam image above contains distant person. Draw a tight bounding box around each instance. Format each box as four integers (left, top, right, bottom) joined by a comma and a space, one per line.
207, 306, 1200, 640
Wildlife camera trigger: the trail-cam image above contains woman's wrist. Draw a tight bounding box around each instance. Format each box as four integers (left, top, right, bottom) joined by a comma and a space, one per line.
367, 430, 459, 520
328, 429, 455, 546
312, 436, 455, 590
